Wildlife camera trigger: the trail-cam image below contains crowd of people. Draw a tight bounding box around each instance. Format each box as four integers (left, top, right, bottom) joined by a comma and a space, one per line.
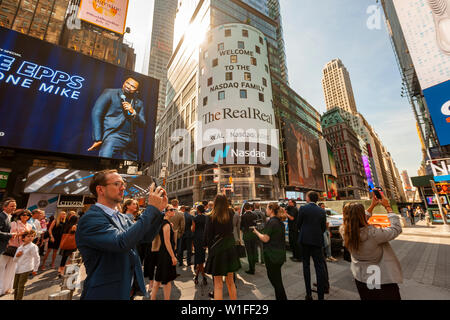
0, 169, 406, 301
0, 198, 81, 299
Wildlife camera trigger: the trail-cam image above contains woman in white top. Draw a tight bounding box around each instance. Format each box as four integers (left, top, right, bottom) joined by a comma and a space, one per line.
340, 189, 403, 300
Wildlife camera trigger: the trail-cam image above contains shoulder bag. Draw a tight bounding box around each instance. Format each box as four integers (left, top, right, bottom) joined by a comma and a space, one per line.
59, 232, 77, 251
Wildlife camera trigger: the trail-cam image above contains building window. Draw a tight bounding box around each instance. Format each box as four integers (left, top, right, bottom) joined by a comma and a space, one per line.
259, 36, 264, 44
240, 90, 247, 99
242, 29, 248, 37
265, 64, 269, 73
251, 57, 257, 66
212, 58, 218, 67
225, 29, 231, 37
255, 45, 260, 54
230, 55, 237, 63
262, 77, 267, 87
259, 93, 264, 102
218, 91, 225, 100
244, 72, 251, 81
238, 41, 245, 49
207, 77, 213, 86
203, 97, 208, 106
226, 72, 233, 81
218, 42, 224, 51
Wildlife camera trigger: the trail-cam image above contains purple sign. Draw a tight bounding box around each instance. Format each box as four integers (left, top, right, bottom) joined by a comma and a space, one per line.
362, 156, 374, 189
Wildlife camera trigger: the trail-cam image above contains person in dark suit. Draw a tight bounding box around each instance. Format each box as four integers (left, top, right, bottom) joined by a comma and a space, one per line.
240, 202, 258, 275
296, 191, 327, 300
178, 206, 194, 266
0, 199, 17, 255
87, 77, 146, 161
75, 170, 166, 300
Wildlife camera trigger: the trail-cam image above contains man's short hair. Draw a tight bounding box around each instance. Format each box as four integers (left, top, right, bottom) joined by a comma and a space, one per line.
180, 205, 186, 211
306, 191, 319, 203
2, 198, 16, 209
202, 201, 208, 206
289, 199, 297, 206
243, 203, 253, 211
32, 209, 42, 216
89, 169, 118, 198
171, 199, 179, 207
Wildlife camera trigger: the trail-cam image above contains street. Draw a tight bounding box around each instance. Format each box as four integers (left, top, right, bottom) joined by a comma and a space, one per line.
1, 220, 450, 301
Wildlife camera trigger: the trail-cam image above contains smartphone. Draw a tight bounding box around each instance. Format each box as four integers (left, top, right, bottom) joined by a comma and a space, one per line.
373, 187, 382, 200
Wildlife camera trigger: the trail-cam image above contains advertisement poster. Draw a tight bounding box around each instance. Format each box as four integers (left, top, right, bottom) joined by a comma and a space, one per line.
24, 167, 153, 198
78, 0, 129, 34
0, 27, 159, 162
284, 120, 324, 191
393, 0, 450, 146
26, 193, 59, 217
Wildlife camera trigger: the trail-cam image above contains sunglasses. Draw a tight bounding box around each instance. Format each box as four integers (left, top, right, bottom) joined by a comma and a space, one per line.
167, 209, 176, 211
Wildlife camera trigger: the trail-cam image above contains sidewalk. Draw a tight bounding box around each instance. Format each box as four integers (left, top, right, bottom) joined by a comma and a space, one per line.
1, 219, 450, 300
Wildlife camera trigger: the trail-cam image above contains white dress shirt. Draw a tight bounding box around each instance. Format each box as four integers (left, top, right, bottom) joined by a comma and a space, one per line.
13, 242, 40, 274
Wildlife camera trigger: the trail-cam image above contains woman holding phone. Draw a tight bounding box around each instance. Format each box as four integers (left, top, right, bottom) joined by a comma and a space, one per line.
339, 189, 403, 300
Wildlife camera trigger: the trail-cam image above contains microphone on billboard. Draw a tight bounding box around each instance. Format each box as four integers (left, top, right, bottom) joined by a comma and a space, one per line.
121, 94, 132, 116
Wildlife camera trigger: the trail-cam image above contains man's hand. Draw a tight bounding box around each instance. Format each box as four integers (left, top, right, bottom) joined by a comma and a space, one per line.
122, 102, 135, 115
16, 251, 23, 258
148, 183, 168, 212
87, 141, 103, 151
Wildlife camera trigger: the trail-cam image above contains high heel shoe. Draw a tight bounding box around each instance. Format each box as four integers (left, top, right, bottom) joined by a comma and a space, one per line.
194, 275, 199, 285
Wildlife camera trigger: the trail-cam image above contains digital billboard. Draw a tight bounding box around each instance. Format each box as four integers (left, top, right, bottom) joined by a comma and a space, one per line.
284, 120, 324, 191
24, 167, 153, 198
78, 0, 129, 34
392, 0, 450, 146
0, 27, 158, 162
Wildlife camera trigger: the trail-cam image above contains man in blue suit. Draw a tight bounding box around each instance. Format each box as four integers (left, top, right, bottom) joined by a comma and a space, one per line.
75, 169, 166, 300
87, 77, 146, 161
296, 191, 327, 300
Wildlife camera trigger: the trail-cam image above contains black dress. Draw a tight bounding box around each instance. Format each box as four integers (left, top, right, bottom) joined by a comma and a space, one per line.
48, 221, 65, 249
193, 214, 206, 265
155, 220, 177, 284
205, 212, 241, 276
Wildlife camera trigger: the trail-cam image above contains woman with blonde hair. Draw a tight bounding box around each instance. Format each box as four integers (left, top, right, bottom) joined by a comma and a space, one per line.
339, 189, 403, 300
204, 195, 241, 300
41, 211, 66, 270
253, 203, 288, 300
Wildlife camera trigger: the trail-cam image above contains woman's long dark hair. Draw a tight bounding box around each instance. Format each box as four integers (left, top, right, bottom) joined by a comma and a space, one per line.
122, 199, 138, 214
210, 195, 231, 224
342, 203, 369, 253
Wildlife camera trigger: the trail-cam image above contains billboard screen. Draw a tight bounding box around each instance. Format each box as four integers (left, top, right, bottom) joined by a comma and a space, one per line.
0, 27, 158, 162
284, 120, 324, 191
24, 167, 153, 198
392, 0, 450, 146
197, 24, 278, 170
78, 0, 129, 34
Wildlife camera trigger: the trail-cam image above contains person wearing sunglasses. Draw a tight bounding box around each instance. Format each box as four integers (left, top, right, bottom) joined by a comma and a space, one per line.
0, 209, 32, 296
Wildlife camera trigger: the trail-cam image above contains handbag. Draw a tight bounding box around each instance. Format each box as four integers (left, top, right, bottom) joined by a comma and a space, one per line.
3, 245, 18, 257
59, 233, 77, 251
235, 244, 247, 258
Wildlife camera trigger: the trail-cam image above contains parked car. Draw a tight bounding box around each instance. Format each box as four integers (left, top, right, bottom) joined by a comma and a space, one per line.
325, 208, 344, 254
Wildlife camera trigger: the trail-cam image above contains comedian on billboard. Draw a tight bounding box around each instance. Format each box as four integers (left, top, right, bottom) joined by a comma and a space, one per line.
78, 0, 129, 34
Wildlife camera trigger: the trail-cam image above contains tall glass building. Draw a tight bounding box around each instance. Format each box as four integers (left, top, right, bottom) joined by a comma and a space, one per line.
151, 0, 322, 204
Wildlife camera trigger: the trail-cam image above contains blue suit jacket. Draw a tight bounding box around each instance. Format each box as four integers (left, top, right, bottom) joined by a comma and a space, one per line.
0, 212, 12, 254
91, 89, 146, 142
75, 204, 163, 300
296, 203, 326, 248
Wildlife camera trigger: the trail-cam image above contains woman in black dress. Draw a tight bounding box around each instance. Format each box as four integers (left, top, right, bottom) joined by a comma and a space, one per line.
41, 211, 66, 270
252, 203, 288, 300
57, 214, 79, 277
205, 195, 241, 300
151, 205, 177, 300
192, 204, 207, 285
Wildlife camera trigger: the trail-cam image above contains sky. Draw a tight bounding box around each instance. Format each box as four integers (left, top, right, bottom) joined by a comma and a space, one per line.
125, 0, 423, 179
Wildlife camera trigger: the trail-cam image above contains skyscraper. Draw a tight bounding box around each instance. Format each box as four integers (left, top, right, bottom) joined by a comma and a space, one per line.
322, 59, 358, 114
147, 0, 178, 123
